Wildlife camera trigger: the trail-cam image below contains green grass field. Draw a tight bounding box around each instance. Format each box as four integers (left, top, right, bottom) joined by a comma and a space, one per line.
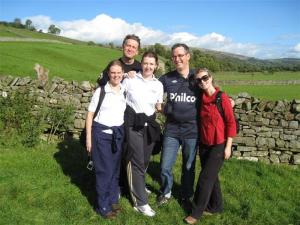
0, 137, 299, 225
0, 42, 122, 82
214, 71, 300, 81
221, 84, 300, 100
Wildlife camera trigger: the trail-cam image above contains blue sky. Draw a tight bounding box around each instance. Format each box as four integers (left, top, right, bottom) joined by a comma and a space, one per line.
0, 0, 299, 59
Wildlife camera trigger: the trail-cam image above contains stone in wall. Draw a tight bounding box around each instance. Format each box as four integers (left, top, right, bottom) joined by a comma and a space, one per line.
270, 119, 279, 126
289, 141, 300, 152
237, 156, 258, 162
79, 81, 92, 91
251, 151, 268, 157
265, 101, 275, 112
237, 146, 257, 152
291, 154, 300, 164
276, 139, 285, 148
269, 154, 280, 163
234, 137, 256, 147
258, 157, 270, 163
273, 100, 287, 112
279, 152, 291, 163
256, 137, 275, 148
74, 119, 85, 129
284, 112, 295, 120
289, 121, 298, 129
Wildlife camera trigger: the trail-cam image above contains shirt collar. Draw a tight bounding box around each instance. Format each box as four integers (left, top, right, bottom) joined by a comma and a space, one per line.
104, 82, 125, 93
136, 72, 157, 81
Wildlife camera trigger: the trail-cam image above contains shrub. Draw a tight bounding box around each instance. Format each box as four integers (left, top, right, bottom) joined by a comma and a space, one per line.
0, 90, 44, 147
46, 104, 74, 142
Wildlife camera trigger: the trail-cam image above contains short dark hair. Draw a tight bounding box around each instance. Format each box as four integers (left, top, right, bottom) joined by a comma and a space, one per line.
171, 43, 190, 54
142, 51, 158, 65
122, 34, 141, 49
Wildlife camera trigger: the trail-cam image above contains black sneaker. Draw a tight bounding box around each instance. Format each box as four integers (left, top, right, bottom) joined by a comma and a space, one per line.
157, 195, 170, 206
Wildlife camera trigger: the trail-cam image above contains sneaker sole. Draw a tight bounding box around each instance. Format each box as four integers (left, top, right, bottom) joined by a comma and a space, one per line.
133, 206, 156, 217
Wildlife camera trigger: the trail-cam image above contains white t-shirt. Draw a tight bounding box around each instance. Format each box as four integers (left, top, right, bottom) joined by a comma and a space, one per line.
88, 83, 126, 133
123, 72, 163, 116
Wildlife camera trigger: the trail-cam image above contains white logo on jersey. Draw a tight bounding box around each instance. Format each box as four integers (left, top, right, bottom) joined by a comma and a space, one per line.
170, 93, 196, 102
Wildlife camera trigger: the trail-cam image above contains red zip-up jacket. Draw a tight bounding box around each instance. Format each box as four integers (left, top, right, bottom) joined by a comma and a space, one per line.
199, 88, 236, 146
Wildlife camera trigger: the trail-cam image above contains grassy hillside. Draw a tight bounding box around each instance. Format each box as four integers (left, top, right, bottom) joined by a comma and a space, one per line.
0, 24, 125, 82
0, 138, 299, 225
0, 24, 86, 44
0, 42, 122, 82
1, 25, 300, 99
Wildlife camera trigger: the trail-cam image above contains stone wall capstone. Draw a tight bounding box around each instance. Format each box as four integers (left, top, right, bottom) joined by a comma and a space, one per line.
1, 76, 300, 165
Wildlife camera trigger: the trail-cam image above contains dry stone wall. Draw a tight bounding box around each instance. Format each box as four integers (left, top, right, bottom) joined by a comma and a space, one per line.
1, 75, 300, 165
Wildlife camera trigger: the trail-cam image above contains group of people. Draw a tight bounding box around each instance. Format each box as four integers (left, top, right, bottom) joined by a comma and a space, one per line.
85, 34, 237, 224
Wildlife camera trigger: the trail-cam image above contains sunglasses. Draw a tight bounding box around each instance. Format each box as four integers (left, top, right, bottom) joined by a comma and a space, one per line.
196, 75, 210, 83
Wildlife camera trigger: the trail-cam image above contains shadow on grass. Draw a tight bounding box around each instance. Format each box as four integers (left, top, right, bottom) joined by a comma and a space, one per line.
147, 154, 184, 208
53, 136, 97, 209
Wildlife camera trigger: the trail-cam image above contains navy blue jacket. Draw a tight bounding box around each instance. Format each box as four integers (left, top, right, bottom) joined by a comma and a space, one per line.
159, 70, 198, 139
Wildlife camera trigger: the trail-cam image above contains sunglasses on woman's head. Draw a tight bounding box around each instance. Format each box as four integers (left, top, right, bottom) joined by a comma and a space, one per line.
196, 75, 210, 83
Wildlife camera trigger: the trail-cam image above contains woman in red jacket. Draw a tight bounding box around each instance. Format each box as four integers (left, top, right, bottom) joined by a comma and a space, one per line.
184, 68, 236, 224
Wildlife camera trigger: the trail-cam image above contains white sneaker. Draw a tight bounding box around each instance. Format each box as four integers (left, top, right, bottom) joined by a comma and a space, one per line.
134, 204, 156, 217
165, 192, 171, 198
145, 187, 152, 194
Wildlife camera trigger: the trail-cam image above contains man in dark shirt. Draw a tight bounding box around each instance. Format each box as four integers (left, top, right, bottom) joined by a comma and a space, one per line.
157, 43, 198, 211
97, 34, 141, 85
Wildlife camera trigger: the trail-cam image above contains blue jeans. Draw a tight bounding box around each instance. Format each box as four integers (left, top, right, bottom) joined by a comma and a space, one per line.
160, 136, 197, 199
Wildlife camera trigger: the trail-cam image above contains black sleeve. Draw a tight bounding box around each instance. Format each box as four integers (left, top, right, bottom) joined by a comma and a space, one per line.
97, 67, 109, 86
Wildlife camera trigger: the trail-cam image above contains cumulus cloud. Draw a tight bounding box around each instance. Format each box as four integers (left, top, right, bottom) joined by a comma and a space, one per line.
23, 15, 54, 32
294, 43, 300, 52
24, 14, 299, 59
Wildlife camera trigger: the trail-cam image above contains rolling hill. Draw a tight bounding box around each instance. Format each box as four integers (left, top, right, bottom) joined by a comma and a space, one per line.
0, 24, 299, 83
0, 25, 124, 82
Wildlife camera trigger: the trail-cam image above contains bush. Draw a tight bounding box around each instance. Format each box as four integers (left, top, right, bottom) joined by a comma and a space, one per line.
0, 90, 44, 147
46, 104, 74, 142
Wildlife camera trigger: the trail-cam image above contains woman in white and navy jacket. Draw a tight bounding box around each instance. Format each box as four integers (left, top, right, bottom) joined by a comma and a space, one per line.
85, 60, 126, 219
122, 51, 163, 217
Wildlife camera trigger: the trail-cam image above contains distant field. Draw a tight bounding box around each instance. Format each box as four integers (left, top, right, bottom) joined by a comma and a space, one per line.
0, 42, 122, 82
0, 25, 86, 44
221, 84, 300, 100
215, 71, 300, 81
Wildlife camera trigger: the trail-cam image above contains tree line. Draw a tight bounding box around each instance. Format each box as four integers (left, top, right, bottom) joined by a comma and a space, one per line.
142, 43, 300, 73
0, 18, 61, 35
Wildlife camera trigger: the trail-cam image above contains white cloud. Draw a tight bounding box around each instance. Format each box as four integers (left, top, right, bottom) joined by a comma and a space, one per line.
23, 15, 54, 32
294, 43, 300, 52
24, 14, 299, 59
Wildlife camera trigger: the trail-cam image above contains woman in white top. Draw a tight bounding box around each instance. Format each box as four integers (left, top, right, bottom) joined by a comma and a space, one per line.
85, 60, 126, 219
122, 51, 163, 217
